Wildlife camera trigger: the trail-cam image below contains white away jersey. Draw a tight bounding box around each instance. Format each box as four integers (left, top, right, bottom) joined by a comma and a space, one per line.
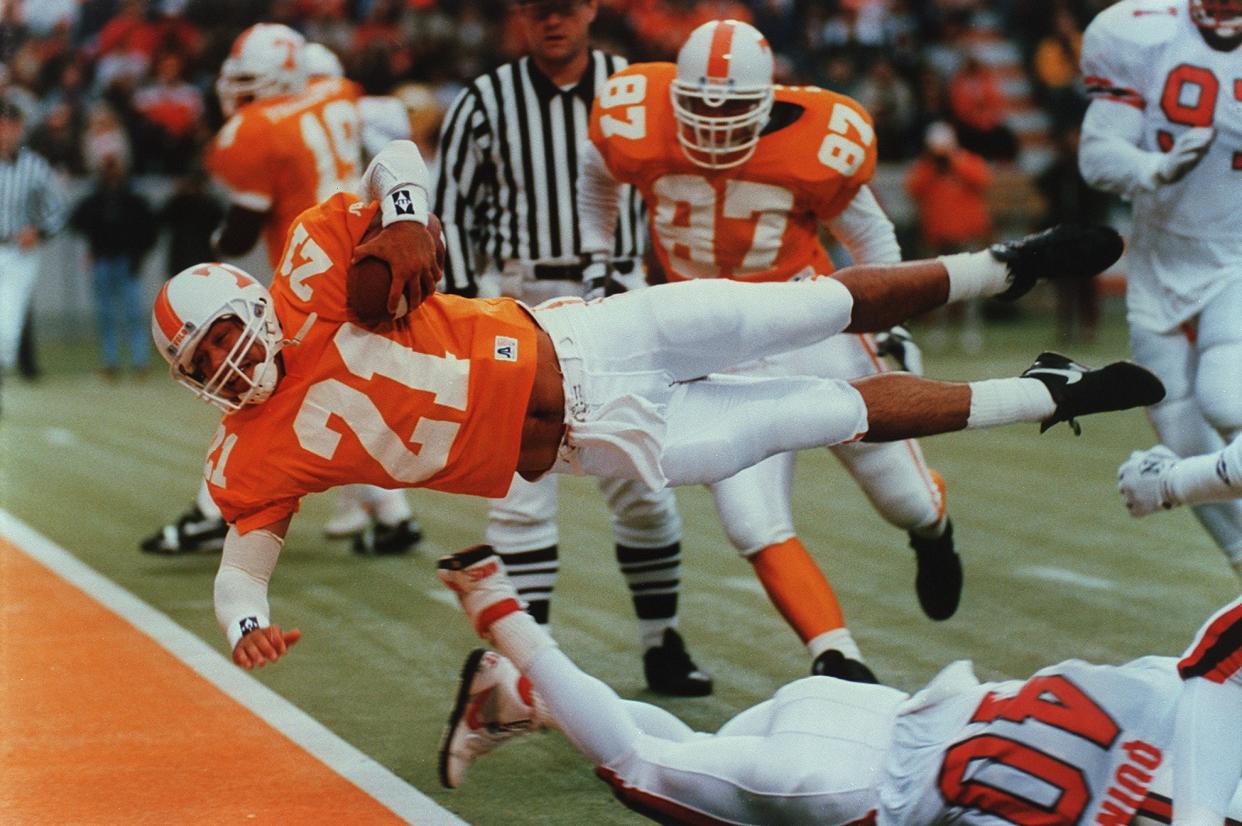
1082, 0, 1242, 242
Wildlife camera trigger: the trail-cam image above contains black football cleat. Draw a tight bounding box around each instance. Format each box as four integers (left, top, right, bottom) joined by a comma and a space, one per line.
1021, 351, 1166, 435
909, 519, 962, 621
811, 649, 880, 684
139, 504, 227, 554
644, 629, 713, 696
991, 224, 1124, 302
352, 517, 423, 555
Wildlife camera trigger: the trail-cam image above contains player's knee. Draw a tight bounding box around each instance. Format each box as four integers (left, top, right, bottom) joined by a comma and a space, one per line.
1197, 344, 1242, 437
1148, 395, 1221, 456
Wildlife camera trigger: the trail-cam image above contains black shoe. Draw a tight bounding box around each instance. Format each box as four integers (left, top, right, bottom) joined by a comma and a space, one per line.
1021, 351, 1166, 435
909, 519, 962, 621
643, 629, 713, 696
139, 504, 228, 554
811, 650, 880, 684
352, 518, 423, 555
990, 224, 1124, 302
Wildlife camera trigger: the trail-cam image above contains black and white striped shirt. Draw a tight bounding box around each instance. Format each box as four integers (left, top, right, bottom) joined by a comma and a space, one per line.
434, 49, 645, 295
0, 146, 67, 243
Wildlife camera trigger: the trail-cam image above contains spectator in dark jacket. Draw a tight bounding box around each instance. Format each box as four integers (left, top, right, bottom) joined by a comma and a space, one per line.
70, 152, 157, 378
159, 168, 222, 279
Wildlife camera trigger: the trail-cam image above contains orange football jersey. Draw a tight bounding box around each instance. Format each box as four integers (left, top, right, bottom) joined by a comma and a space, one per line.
589, 63, 877, 283
206, 76, 364, 269
204, 193, 540, 532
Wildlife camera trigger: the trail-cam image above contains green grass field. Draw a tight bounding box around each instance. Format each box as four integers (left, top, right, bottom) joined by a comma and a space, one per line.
3, 299, 1238, 825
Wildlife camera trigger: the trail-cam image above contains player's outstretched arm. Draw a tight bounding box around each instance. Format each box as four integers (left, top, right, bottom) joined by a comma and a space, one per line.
1120, 438, 1242, 517
214, 517, 295, 669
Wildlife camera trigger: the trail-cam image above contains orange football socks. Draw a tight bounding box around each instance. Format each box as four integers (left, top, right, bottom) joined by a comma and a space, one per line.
749, 537, 845, 643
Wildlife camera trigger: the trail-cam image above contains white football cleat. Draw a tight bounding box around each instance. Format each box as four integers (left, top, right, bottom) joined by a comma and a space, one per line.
439, 648, 539, 788
437, 545, 526, 636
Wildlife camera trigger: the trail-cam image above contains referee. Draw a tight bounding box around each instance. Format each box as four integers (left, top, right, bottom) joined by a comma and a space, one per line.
434, 0, 711, 696
0, 100, 67, 414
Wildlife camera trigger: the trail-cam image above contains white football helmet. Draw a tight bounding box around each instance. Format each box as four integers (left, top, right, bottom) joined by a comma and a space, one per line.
1191, 0, 1242, 37
152, 263, 285, 413
301, 42, 344, 80
671, 19, 774, 170
216, 23, 307, 117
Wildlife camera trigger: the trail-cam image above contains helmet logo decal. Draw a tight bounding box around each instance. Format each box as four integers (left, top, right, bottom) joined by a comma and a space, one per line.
706, 20, 737, 80
191, 263, 252, 289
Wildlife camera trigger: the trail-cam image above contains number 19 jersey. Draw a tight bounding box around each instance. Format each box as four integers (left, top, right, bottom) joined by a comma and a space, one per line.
206, 76, 364, 269
588, 62, 877, 283
204, 194, 540, 533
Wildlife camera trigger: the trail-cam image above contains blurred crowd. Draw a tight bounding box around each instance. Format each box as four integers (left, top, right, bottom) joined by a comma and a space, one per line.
0, 0, 1126, 378
1, 0, 1119, 177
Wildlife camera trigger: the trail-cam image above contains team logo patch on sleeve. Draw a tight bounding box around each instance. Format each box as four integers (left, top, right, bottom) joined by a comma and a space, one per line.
494, 336, 518, 362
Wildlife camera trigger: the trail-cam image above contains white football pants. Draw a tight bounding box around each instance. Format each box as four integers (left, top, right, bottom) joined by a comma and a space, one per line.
0, 242, 41, 370
532, 278, 868, 490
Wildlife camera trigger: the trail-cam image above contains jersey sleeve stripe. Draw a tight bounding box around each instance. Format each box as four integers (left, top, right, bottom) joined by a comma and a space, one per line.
1082, 75, 1145, 108
1178, 601, 1242, 683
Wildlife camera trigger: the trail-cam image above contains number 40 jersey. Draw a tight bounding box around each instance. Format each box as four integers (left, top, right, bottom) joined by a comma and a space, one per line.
588, 62, 877, 284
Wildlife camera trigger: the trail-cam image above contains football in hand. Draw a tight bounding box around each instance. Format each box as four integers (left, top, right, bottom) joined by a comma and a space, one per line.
346, 214, 445, 324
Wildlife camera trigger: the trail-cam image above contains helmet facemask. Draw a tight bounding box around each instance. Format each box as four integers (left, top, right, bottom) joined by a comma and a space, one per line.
181, 306, 282, 413
671, 79, 773, 169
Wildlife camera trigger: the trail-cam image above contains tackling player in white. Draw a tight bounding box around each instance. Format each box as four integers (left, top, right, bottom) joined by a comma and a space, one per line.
1079, 0, 1242, 578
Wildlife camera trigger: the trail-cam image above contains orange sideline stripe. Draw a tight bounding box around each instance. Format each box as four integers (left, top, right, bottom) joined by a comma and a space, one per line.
0, 513, 466, 825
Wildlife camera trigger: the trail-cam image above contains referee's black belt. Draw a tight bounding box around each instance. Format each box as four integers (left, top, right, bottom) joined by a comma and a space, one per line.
530, 259, 637, 280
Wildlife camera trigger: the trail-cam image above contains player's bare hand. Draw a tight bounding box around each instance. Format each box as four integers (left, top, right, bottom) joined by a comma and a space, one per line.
232, 625, 302, 669
353, 218, 442, 315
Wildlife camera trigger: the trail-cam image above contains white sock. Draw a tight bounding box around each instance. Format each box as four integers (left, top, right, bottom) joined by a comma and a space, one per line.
490, 610, 557, 672
941, 251, 1010, 303
910, 515, 948, 541
807, 627, 863, 661
638, 619, 675, 652
966, 378, 1056, 429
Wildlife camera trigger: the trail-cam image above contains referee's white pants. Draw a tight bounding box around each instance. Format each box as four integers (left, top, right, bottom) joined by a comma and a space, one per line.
0, 243, 40, 370
532, 278, 868, 490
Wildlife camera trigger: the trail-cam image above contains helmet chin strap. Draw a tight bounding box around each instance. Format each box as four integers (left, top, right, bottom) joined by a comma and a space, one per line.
279, 312, 318, 351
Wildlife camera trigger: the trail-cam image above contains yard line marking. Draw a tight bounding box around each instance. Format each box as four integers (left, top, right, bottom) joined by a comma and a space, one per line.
1017, 564, 1116, 591
0, 509, 467, 826
721, 576, 767, 596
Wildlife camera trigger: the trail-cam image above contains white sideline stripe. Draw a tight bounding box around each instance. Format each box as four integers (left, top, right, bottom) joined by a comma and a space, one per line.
1017, 564, 1116, 592
721, 576, 767, 596
0, 510, 467, 826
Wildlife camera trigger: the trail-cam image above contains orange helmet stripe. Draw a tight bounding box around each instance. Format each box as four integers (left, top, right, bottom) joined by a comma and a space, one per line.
153, 283, 183, 343
705, 20, 737, 81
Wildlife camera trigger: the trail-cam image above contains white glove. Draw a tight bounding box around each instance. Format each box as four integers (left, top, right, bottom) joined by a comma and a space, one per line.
1155, 127, 1215, 186
874, 325, 924, 376
1118, 445, 1180, 517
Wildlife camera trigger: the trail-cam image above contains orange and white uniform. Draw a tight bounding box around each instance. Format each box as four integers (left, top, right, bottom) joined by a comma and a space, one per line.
588, 62, 876, 285
581, 62, 945, 564
203, 193, 539, 533
206, 76, 364, 269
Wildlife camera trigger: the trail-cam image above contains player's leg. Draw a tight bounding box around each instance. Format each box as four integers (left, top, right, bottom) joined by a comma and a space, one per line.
806, 332, 960, 620
350, 486, 421, 555
323, 485, 371, 538
709, 452, 875, 681
484, 474, 560, 624
595, 477, 712, 696
1132, 322, 1242, 577
139, 479, 227, 554
438, 546, 901, 824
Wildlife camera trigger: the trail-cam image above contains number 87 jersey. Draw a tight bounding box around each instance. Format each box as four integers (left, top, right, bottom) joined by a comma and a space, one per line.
588, 62, 878, 284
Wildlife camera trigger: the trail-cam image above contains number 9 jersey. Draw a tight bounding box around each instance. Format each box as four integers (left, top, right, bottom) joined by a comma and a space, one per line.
206, 76, 365, 270
1082, 0, 1242, 242
588, 62, 877, 283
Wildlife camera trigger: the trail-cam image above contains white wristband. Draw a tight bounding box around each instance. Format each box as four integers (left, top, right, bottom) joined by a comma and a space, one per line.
225, 613, 270, 649
1167, 452, 1235, 507
379, 185, 429, 226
